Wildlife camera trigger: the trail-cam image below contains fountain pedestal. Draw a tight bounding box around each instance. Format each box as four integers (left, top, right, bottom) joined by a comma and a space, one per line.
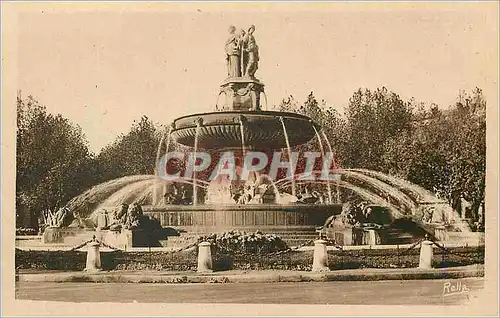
220, 78, 264, 111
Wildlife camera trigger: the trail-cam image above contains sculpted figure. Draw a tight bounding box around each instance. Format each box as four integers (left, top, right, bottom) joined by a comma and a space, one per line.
225, 25, 241, 77
125, 203, 143, 229
239, 29, 248, 75
52, 206, 73, 227
68, 210, 84, 228
43, 209, 55, 227
243, 25, 259, 78
422, 206, 435, 223
310, 191, 323, 204
109, 204, 128, 231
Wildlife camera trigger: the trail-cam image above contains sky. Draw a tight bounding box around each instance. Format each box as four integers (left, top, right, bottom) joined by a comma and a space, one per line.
16, 3, 498, 153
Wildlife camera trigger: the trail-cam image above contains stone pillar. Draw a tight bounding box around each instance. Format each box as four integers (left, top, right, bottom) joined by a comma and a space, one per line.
418, 240, 434, 269
97, 211, 108, 230
197, 242, 213, 273
84, 241, 102, 272
312, 239, 330, 272
367, 229, 378, 246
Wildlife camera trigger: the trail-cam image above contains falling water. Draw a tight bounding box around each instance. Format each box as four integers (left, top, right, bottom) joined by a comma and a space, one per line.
294, 179, 404, 218
192, 120, 202, 206
215, 91, 224, 111
165, 125, 173, 156
239, 117, 246, 155
159, 126, 174, 206
312, 125, 332, 204
155, 128, 167, 173
278, 116, 296, 197
321, 130, 341, 203
153, 128, 167, 205
262, 92, 269, 110
349, 168, 469, 231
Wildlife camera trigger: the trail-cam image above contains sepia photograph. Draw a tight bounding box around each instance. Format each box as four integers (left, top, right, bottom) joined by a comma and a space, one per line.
1, 1, 499, 316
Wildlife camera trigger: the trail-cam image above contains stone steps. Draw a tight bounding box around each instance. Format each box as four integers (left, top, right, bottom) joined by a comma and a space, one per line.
384, 228, 420, 245
164, 226, 420, 248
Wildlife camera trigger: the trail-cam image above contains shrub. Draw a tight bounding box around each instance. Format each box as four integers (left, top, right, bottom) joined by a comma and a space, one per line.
197, 230, 288, 255
16, 228, 37, 236
15, 245, 484, 272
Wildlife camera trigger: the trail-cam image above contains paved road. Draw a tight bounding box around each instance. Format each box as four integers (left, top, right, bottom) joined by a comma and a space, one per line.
16, 278, 483, 305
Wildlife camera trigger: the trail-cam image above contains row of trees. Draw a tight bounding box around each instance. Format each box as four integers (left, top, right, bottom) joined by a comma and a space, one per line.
16, 96, 162, 228
16, 96, 99, 227
16, 87, 486, 228
278, 87, 486, 222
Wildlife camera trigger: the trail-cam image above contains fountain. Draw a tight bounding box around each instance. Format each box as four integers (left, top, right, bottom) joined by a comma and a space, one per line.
39, 24, 475, 249
137, 24, 343, 244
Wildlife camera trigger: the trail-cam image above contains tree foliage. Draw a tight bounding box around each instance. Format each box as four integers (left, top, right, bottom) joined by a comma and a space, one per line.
96, 115, 162, 181
382, 88, 486, 215
343, 87, 414, 170
277, 87, 486, 224
16, 96, 98, 227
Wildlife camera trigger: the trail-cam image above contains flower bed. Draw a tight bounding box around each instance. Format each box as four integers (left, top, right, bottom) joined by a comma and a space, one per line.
198, 230, 288, 255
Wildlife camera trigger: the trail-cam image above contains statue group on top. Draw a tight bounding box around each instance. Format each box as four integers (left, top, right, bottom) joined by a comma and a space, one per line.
225, 25, 259, 79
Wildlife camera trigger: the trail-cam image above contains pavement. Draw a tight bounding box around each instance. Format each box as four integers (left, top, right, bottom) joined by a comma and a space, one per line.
15, 278, 485, 305
16, 264, 484, 284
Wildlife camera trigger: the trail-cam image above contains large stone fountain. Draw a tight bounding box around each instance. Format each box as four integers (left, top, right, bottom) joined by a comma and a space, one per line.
40, 25, 474, 249
144, 24, 342, 243
41, 25, 343, 248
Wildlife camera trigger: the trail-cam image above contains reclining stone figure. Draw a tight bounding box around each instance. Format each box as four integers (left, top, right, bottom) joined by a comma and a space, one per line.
109, 204, 129, 231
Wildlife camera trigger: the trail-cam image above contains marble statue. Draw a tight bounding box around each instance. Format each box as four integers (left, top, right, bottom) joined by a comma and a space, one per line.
239, 29, 248, 74
243, 25, 259, 78
109, 204, 128, 231
225, 25, 241, 78
44, 206, 72, 228
125, 203, 143, 229
225, 25, 260, 78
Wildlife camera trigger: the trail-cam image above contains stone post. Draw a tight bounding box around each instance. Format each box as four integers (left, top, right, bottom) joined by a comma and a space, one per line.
197, 241, 213, 273
312, 239, 330, 272
418, 239, 434, 269
84, 240, 102, 272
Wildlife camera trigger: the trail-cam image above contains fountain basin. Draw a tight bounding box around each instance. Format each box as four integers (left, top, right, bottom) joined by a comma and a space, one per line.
140, 204, 342, 229
171, 111, 319, 149
141, 203, 342, 247
42, 204, 342, 247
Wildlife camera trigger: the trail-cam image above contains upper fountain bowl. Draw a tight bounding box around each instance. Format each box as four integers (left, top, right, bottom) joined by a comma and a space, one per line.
171, 110, 319, 149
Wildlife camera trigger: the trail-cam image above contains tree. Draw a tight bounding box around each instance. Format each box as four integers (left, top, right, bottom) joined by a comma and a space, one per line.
276, 92, 346, 168
343, 87, 414, 170
16, 96, 98, 228
97, 115, 162, 181
381, 88, 486, 223
445, 88, 486, 220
